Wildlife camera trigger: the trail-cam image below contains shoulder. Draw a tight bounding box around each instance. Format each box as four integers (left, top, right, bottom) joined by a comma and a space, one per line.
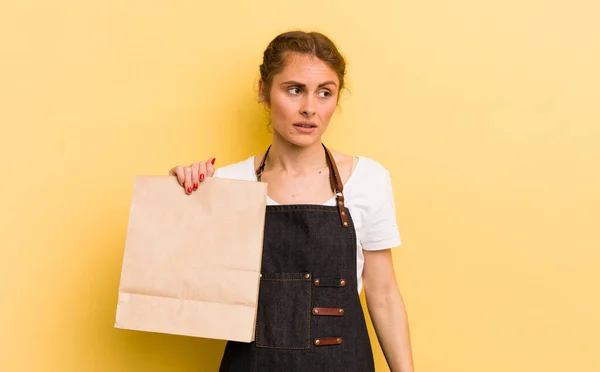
353, 156, 391, 178
327, 148, 393, 191
329, 149, 389, 176
329, 150, 354, 166
351, 156, 393, 191
213, 156, 256, 181
343, 155, 395, 206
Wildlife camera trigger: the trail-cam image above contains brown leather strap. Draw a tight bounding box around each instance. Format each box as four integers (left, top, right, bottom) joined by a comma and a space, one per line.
323, 145, 349, 228
255, 145, 271, 181
313, 337, 343, 346
323, 144, 343, 194
255, 144, 349, 228
312, 307, 345, 316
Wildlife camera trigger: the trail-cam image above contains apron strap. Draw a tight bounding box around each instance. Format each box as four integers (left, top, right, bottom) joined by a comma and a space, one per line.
323, 145, 349, 228
255, 144, 349, 228
255, 145, 271, 181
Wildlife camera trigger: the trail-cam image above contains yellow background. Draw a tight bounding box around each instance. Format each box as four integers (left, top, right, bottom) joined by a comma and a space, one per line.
1, 1, 599, 371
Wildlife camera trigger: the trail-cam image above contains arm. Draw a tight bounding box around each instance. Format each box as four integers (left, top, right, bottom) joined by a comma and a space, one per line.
363, 248, 414, 372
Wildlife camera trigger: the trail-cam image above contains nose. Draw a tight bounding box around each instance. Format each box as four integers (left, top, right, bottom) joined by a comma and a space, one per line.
300, 96, 316, 117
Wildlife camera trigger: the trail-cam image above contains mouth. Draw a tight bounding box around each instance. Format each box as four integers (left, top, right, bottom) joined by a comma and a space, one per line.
294, 123, 317, 128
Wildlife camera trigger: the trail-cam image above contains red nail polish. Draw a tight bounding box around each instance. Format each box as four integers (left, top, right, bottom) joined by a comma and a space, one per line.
187, 187, 192, 193
211, 158, 216, 165
200, 174, 205, 181
193, 183, 198, 190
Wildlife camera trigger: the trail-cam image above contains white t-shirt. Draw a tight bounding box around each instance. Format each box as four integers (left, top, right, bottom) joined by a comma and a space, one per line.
213, 156, 402, 293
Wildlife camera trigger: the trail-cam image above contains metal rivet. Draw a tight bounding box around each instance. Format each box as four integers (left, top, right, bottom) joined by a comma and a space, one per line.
314, 279, 320, 286
314, 339, 321, 346
341, 211, 346, 216
336, 338, 342, 344
312, 308, 319, 315
304, 273, 310, 279
343, 221, 349, 227
339, 309, 344, 315
340, 279, 346, 287
338, 201, 343, 205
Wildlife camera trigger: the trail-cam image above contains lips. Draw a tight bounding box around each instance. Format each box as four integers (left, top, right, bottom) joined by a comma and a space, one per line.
293, 122, 318, 134
294, 123, 317, 128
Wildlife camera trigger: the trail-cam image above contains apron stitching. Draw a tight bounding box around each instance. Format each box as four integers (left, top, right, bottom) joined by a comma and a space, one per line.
308, 276, 312, 350
267, 209, 340, 213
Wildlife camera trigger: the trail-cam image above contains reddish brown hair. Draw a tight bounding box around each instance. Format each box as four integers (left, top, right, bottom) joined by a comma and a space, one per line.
259, 31, 347, 103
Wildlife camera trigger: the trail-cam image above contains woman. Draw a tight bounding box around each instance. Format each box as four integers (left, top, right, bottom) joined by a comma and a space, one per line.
169, 31, 414, 372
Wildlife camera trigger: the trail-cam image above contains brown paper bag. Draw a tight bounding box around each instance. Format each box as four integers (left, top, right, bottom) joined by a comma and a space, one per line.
114, 176, 267, 342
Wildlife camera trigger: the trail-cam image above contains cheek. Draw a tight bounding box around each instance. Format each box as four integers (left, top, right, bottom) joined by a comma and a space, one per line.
270, 94, 296, 120
319, 102, 338, 120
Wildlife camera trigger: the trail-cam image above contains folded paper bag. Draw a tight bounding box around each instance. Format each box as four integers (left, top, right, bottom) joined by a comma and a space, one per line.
115, 175, 267, 343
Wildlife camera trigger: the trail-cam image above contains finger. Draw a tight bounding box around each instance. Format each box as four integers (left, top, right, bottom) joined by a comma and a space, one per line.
199, 161, 207, 182
191, 162, 200, 190
169, 166, 186, 186
206, 157, 216, 177
184, 166, 193, 194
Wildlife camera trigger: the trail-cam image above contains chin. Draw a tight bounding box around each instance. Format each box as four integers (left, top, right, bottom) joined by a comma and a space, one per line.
274, 128, 323, 148
289, 136, 322, 148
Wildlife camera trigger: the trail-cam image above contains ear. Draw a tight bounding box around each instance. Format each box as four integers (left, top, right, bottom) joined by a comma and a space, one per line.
258, 79, 269, 106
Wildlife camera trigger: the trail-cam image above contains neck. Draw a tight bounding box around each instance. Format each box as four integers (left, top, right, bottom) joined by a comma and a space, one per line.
266, 135, 326, 174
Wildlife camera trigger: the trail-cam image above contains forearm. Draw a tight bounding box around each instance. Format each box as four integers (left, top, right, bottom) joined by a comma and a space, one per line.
366, 287, 414, 372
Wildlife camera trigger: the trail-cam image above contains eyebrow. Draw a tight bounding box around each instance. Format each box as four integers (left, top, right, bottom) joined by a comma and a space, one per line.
281, 80, 338, 88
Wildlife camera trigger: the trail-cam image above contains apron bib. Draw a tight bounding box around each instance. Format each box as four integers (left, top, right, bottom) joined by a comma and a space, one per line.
219, 145, 375, 372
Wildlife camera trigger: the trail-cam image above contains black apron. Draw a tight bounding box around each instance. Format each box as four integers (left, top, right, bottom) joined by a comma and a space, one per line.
219, 144, 375, 372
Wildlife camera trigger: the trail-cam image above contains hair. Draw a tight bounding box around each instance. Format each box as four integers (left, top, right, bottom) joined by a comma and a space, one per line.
259, 31, 347, 104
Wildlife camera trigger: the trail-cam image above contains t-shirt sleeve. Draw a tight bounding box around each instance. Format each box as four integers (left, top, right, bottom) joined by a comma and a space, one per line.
360, 168, 402, 251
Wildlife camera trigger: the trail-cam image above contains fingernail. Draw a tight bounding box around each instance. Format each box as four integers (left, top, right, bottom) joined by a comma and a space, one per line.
200, 174, 205, 181
211, 158, 216, 165
193, 183, 198, 190
187, 187, 192, 194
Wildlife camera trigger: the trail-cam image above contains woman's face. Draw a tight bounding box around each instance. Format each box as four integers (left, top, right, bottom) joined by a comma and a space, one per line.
261, 53, 340, 148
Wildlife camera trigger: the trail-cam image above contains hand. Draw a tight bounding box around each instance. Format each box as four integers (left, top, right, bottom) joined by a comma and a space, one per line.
169, 157, 216, 194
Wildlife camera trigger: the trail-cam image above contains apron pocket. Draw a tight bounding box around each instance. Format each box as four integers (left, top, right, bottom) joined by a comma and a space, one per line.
255, 272, 311, 349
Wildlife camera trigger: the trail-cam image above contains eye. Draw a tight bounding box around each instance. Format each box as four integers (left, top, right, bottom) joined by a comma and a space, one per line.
288, 87, 302, 95
318, 90, 332, 98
